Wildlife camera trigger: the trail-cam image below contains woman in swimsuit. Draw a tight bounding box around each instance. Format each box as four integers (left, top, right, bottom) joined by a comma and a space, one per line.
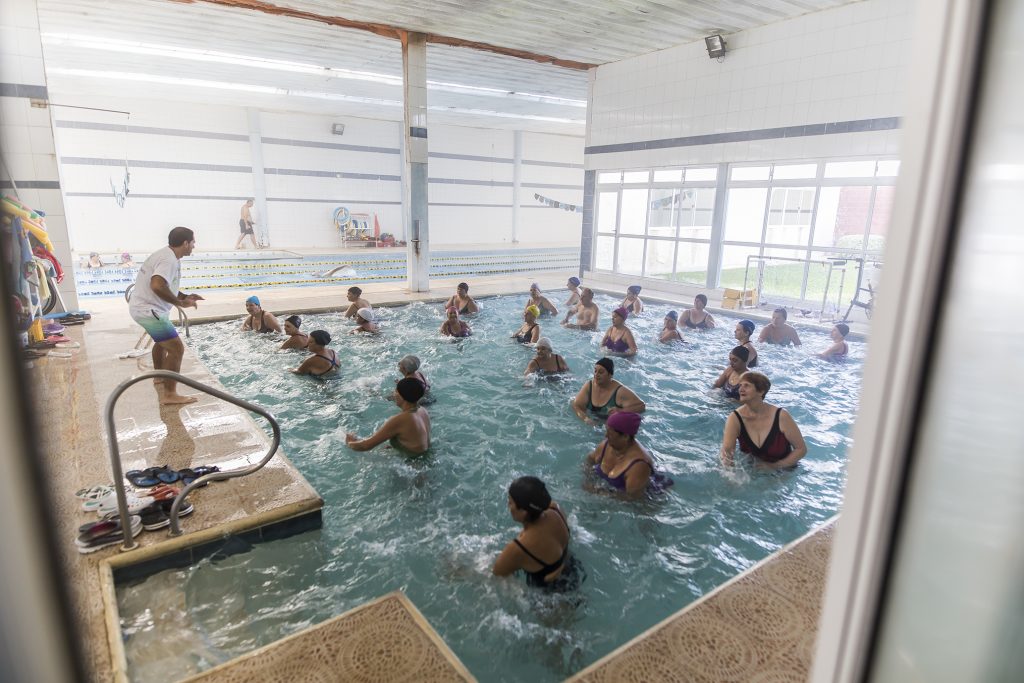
524, 337, 570, 376
817, 323, 850, 361
445, 282, 479, 315
713, 346, 750, 399
440, 306, 472, 337
241, 295, 281, 333
397, 355, 430, 394
659, 310, 684, 343
600, 307, 637, 357
679, 293, 715, 330
720, 371, 807, 469
620, 285, 643, 315
512, 306, 541, 344
571, 357, 645, 425
525, 283, 558, 316
493, 476, 580, 590
585, 411, 671, 497
350, 308, 379, 334
291, 330, 339, 376
734, 319, 758, 367
279, 315, 309, 350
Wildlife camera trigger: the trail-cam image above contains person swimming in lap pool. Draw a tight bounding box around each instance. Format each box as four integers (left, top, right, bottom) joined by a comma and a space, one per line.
720, 371, 807, 469
584, 411, 672, 497
345, 377, 431, 455
600, 307, 637, 356
571, 357, 645, 425
291, 330, 339, 376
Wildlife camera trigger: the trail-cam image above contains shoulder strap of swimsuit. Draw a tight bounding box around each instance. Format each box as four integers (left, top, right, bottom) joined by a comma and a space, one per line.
619, 458, 652, 477
596, 440, 610, 464
512, 538, 547, 566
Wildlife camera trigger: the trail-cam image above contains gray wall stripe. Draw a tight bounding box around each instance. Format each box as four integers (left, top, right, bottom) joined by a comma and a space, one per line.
65, 192, 249, 200
59, 193, 566, 210
55, 120, 248, 141
60, 157, 252, 173
267, 198, 402, 205
1, 180, 60, 189
428, 151, 582, 169
263, 168, 402, 181
261, 136, 401, 155
0, 83, 48, 99
584, 116, 902, 155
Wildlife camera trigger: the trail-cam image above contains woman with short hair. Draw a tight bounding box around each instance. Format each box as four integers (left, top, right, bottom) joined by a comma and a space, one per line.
600, 307, 637, 357
720, 371, 807, 469
713, 346, 751, 400
291, 330, 339, 376
279, 315, 309, 350
680, 294, 715, 329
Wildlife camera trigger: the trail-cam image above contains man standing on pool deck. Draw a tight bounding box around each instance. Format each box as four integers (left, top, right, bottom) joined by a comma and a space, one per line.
758, 308, 802, 346
129, 227, 204, 405
343, 286, 371, 319
345, 378, 430, 455
235, 199, 259, 250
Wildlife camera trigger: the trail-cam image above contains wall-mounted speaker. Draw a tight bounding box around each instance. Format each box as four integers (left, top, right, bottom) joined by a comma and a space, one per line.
332, 123, 345, 136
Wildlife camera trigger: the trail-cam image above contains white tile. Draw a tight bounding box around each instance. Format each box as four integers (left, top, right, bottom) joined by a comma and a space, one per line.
5, 151, 32, 177
27, 124, 53, 155
32, 152, 58, 179
0, 123, 31, 154
0, 55, 21, 82
16, 26, 41, 59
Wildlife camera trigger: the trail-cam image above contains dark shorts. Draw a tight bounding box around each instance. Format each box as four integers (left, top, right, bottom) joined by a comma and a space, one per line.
239, 219, 254, 235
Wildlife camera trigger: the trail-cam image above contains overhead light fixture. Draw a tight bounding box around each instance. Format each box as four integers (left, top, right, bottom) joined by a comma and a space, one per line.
705, 34, 727, 59
331, 123, 345, 136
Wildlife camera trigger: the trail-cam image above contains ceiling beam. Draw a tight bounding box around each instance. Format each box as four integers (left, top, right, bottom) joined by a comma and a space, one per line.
171, 0, 597, 70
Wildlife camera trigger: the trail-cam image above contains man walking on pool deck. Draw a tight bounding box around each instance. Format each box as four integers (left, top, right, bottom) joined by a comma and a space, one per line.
129, 227, 204, 405
345, 378, 431, 455
235, 199, 259, 250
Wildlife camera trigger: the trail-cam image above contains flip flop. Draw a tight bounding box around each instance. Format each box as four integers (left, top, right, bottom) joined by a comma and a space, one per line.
140, 499, 194, 531
75, 484, 114, 500
178, 465, 219, 486
155, 467, 181, 484
125, 468, 162, 488
76, 517, 142, 553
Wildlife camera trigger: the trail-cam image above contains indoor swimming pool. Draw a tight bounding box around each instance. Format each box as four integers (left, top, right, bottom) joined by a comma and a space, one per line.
117, 293, 862, 682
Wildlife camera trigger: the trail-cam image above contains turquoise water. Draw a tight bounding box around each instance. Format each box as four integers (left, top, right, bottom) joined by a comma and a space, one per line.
118, 294, 860, 681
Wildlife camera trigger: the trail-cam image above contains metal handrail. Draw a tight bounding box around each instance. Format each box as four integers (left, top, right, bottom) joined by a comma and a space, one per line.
104, 370, 281, 549
124, 283, 191, 338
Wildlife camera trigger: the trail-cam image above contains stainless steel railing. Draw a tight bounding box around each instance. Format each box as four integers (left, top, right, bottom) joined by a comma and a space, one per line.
104, 370, 281, 550
124, 284, 191, 338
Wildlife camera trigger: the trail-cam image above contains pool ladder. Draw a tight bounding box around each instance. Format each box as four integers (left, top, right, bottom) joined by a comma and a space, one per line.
103, 370, 281, 550
123, 284, 191, 352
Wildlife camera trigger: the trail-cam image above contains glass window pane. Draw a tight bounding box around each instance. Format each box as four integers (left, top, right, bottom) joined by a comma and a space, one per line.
759, 247, 809, 303
812, 186, 871, 250
773, 163, 818, 180
868, 186, 895, 256
731, 166, 770, 181
765, 187, 816, 244
678, 188, 716, 240
653, 169, 683, 182
598, 172, 620, 184
719, 244, 763, 290
824, 160, 877, 178
597, 192, 618, 233
595, 235, 615, 270
619, 188, 649, 236
623, 171, 649, 183
685, 167, 718, 182
724, 188, 767, 242
644, 239, 676, 279
616, 237, 644, 275
648, 189, 680, 238
876, 160, 901, 177
806, 252, 859, 314
674, 241, 710, 285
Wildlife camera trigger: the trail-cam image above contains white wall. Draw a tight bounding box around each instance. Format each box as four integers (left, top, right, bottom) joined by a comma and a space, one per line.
585, 0, 913, 170
52, 96, 584, 252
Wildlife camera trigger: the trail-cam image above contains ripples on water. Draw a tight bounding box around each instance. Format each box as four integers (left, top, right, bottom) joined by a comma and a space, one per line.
118, 294, 863, 682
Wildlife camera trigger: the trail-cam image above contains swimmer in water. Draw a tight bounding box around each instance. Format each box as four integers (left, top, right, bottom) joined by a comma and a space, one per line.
241, 295, 281, 333
600, 307, 637, 357
659, 310, 684, 343
679, 294, 715, 330
571, 357, 645, 425
564, 276, 582, 309
758, 308, 801, 346
343, 286, 371, 320
346, 377, 431, 455
291, 330, 338, 376
563, 287, 599, 331
279, 315, 309, 350
445, 282, 479, 315
734, 319, 758, 367
713, 346, 750, 400
720, 371, 807, 469
620, 285, 643, 315
524, 337, 570, 376
512, 306, 541, 344
397, 355, 430, 394
440, 306, 472, 337
351, 308, 379, 334
817, 323, 850, 360
584, 411, 672, 497
525, 283, 558, 316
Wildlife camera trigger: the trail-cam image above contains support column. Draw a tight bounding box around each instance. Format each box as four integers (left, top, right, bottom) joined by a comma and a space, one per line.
402, 32, 429, 292
511, 130, 522, 244
246, 108, 270, 247
705, 162, 730, 289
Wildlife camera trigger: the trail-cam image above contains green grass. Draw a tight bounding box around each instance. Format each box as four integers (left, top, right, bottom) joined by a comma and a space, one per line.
647, 262, 854, 303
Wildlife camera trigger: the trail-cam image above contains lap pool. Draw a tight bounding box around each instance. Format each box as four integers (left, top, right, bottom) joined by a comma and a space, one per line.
117, 293, 861, 681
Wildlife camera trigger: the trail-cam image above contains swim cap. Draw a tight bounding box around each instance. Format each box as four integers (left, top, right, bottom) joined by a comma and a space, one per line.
739, 319, 755, 335
246, 295, 260, 306
666, 310, 678, 320
613, 306, 630, 320
285, 315, 301, 328
730, 345, 750, 362
446, 306, 459, 316
508, 476, 552, 521
398, 355, 420, 373
310, 330, 331, 346
607, 411, 641, 436
836, 323, 850, 337
536, 337, 552, 349
568, 276, 581, 286
396, 377, 426, 403
530, 283, 540, 291
595, 357, 615, 375
458, 282, 469, 291
357, 307, 373, 322
525, 305, 541, 318
627, 285, 642, 295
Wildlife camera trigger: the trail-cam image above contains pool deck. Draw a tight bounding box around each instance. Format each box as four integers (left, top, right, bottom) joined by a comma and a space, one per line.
40, 267, 859, 682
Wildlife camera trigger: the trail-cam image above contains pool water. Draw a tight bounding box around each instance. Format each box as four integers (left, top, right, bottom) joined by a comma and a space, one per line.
117, 294, 861, 682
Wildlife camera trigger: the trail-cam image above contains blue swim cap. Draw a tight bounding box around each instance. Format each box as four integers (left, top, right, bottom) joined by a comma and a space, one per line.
739, 319, 755, 335
246, 295, 260, 306
568, 276, 581, 286
666, 310, 678, 320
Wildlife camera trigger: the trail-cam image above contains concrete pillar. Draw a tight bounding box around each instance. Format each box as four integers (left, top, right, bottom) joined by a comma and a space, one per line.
402, 32, 429, 292
705, 162, 730, 289
511, 130, 522, 244
246, 108, 270, 247
0, 0, 78, 310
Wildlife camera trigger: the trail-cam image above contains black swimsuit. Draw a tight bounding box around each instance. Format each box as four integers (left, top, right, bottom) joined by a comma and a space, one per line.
248, 311, 273, 333
514, 323, 538, 344
514, 507, 571, 588
312, 350, 339, 376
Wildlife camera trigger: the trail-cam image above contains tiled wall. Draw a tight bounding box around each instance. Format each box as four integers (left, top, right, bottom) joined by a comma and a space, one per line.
586, 0, 913, 171
0, 0, 77, 308
51, 95, 584, 252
